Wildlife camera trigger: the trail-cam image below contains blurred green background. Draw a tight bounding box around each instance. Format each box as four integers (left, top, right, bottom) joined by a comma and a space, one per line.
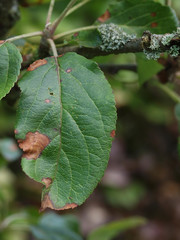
1, 0, 180, 239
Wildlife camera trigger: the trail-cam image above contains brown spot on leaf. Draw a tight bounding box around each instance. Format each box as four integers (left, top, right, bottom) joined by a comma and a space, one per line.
18, 131, 50, 160
42, 177, 52, 188
40, 194, 78, 211
73, 32, 79, 37
14, 129, 19, 134
151, 12, 156, 17
59, 203, 78, 210
45, 99, 51, 103
27, 59, 47, 71
98, 10, 110, 23
151, 22, 158, 28
58, 54, 64, 57
66, 68, 72, 73
110, 130, 116, 138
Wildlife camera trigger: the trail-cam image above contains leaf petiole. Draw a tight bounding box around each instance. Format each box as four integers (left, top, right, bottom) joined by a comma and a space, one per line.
46, 0, 55, 26
66, 0, 91, 17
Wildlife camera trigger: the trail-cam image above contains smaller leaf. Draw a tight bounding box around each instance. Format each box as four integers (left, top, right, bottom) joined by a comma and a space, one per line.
72, 29, 102, 48
136, 53, 164, 85
87, 217, 146, 240
30, 213, 82, 240
105, 0, 179, 35
0, 42, 22, 100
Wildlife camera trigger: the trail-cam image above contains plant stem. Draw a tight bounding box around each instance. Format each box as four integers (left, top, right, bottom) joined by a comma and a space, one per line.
155, 82, 180, 103
165, 0, 171, 6
51, 0, 77, 35
47, 38, 58, 57
66, 0, 91, 17
46, 0, 55, 26
53, 25, 97, 40
6, 31, 43, 42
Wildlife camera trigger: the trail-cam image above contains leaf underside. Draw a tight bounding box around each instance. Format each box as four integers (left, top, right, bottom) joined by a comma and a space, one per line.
0, 42, 22, 100
15, 52, 116, 210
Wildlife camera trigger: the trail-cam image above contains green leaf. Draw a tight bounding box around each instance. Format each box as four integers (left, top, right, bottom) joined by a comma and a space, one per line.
0, 42, 22, 100
15, 53, 116, 210
87, 217, 146, 240
72, 29, 102, 48
136, 53, 164, 85
106, 0, 178, 35
31, 213, 82, 240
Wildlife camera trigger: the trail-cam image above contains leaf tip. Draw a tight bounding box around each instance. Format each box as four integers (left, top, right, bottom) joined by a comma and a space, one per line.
40, 194, 78, 212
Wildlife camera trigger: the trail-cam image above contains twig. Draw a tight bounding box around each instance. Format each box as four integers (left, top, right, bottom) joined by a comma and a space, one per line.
46, 0, 55, 26
6, 31, 43, 42
51, 0, 77, 35
66, 0, 91, 17
54, 25, 97, 40
165, 0, 171, 6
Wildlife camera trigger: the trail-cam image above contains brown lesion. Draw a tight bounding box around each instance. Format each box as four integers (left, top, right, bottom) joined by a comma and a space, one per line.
40, 193, 78, 212
42, 177, 52, 188
98, 10, 110, 23
18, 131, 50, 160
27, 59, 47, 71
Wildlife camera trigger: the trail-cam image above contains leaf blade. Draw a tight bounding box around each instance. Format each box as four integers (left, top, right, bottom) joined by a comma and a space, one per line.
15, 53, 116, 210
87, 217, 146, 240
0, 42, 22, 100
106, 0, 179, 35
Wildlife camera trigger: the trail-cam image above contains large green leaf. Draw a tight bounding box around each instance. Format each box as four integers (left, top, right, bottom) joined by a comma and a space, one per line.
15, 53, 116, 210
87, 217, 146, 240
0, 42, 22, 100
106, 0, 179, 36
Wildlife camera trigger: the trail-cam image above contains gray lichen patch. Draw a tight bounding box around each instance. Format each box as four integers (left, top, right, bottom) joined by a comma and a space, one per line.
98, 23, 136, 51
